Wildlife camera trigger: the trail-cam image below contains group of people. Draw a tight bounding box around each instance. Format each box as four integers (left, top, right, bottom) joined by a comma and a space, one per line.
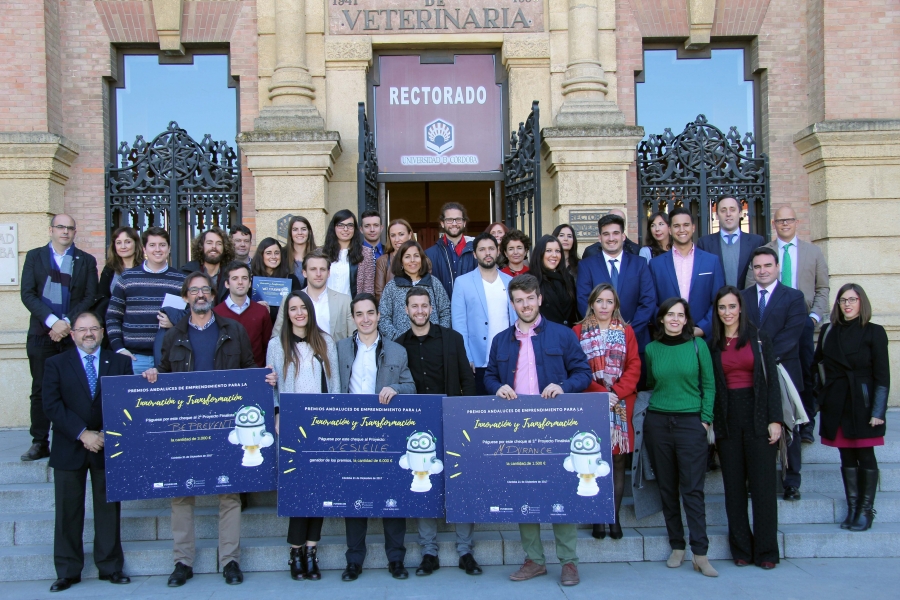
21, 199, 888, 591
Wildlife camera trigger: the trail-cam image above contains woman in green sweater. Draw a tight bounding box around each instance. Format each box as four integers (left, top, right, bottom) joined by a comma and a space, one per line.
644, 297, 717, 577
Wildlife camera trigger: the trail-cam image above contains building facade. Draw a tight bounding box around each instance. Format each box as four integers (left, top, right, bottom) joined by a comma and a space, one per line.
0, 0, 898, 425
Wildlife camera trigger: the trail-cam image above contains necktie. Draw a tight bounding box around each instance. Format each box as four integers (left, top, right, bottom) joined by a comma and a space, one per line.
759, 289, 768, 319
726, 234, 736, 245
781, 242, 793, 287
609, 259, 619, 290
85, 354, 98, 397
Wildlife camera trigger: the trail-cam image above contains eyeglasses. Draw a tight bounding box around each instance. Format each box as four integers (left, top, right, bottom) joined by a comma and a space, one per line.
73, 326, 102, 334
335, 222, 356, 230
838, 297, 859, 306
773, 218, 796, 225
187, 286, 212, 296
52, 225, 76, 232
443, 218, 466, 224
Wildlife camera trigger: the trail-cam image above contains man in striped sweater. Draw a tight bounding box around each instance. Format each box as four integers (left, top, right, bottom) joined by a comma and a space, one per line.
105, 227, 186, 374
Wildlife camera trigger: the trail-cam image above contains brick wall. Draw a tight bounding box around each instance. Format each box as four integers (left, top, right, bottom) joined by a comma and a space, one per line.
0, 0, 51, 132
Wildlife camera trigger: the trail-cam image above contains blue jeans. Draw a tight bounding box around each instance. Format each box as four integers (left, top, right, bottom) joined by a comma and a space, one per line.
130, 353, 155, 375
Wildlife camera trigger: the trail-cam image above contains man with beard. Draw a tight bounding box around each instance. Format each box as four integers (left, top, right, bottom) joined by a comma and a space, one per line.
425, 202, 476, 299
396, 287, 482, 577
143, 272, 258, 587
450, 233, 517, 394
181, 227, 235, 302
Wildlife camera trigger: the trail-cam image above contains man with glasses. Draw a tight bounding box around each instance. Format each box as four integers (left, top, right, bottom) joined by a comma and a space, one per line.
20, 214, 98, 461
143, 272, 258, 587
425, 202, 476, 299
747, 207, 830, 444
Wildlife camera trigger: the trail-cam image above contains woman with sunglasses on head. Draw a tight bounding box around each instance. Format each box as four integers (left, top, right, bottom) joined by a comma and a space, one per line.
815, 284, 889, 532
322, 210, 375, 298
530, 235, 578, 327
640, 212, 672, 263
267, 291, 339, 580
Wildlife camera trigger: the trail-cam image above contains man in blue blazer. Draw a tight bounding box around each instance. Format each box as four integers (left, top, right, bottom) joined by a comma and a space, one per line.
451, 233, 517, 394
576, 213, 656, 350
649, 208, 725, 339
742, 246, 808, 501
696, 197, 765, 290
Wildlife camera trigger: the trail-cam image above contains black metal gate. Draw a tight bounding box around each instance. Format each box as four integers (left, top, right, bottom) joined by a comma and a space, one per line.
357, 102, 379, 216
504, 101, 542, 242
636, 114, 769, 243
105, 121, 241, 267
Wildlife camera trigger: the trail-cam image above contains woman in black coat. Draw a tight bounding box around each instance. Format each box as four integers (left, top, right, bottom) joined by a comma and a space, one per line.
529, 235, 578, 327
815, 283, 889, 532
709, 285, 783, 569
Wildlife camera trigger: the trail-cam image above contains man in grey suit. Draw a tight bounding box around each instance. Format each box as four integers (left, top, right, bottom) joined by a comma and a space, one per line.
746, 206, 830, 443
697, 196, 765, 289
337, 293, 416, 583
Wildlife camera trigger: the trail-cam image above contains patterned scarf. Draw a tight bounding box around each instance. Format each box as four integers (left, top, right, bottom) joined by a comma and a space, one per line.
579, 317, 629, 453
42, 245, 75, 324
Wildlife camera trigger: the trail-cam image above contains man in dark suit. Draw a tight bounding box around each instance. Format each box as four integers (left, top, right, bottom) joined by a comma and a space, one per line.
576, 213, 656, 351
20, 214, 98, 461
648, 208, 725, 339
42, 310, 133, 592
582, 209, 641, 259
742, 247, 808, 501
696, 197, 765, 290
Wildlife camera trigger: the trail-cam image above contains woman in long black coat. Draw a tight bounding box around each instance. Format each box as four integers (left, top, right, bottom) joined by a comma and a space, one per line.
815, 283, 889, 532
529, 234, 578, 327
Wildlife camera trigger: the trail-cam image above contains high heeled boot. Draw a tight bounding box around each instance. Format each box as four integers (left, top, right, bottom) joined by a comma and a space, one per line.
305, 545, 321, 580
839, 467, 859, 529
289, 546, 307, 580
850, 468, 879, 531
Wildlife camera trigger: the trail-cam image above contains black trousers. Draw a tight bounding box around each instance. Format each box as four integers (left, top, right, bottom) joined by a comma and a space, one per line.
717, 388, 780, 565
474, 368, 487, 396
644, 411, 709, 555
54, 464, 123, 579
27, 334, 72, 444
799, 316, 817, 427
287, 517, 324, 545
344, 517, 406, 565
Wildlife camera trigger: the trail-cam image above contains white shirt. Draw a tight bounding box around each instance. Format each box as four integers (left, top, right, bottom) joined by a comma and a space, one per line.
776, 237, 799, 289
327, 249, 351, 296
225, 295, 251, 315
602, 250, 624, 274
481, 274, 509, 368
304, 287, 331, 334
720, 228, 742, 245
349, 334, 380, 394
755, 280, 779, 311
143, 260, 169, 274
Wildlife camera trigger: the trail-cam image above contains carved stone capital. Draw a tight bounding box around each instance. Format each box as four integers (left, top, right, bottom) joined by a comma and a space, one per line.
151, 0, 185, 55
502, 33, 551, 68
685, 0, 716, 50
324, 36, 373, 68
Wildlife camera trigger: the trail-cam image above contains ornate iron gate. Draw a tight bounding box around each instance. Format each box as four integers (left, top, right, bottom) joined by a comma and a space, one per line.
357, 102, 379, 216
105, 121, 241, 267
504, 101, 542, 242
636, 114, 769, 243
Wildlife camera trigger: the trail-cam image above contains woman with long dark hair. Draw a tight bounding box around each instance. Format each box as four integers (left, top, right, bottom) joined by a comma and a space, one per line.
285, 216, 317, 288
267, 291, 339, 580
378, 240, 450, 341
709, 285, 782, 569
573, 284, 641, 541
552, 223, 579, 279
96, 226, 144, 321
374, 218, 413, 304
643, 298, 717, 577
640, 212, 672, 262
250, 237, 302, 321
322, 209, 375, 298
816, 283, 889, 532
530, 235, 578, 327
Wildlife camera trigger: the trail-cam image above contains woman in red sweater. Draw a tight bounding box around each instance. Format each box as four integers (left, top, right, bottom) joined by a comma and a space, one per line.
572, 283, 641, 540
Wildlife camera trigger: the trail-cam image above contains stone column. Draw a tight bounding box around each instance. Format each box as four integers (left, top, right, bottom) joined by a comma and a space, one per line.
0, 132, 79, 427
794, 120, 900, 405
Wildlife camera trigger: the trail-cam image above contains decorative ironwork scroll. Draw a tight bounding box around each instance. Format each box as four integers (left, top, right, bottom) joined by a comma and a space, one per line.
357, 102, 379, 216
636, 114, 769, 242
105, 121, 241, 267
504, 100, 542, 242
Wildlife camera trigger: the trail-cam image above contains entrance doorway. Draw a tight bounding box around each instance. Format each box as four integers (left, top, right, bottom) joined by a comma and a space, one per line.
385, 181, 498, 248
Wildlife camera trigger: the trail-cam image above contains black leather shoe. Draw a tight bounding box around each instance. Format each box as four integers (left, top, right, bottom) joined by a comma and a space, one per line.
416, 554, 440, 576
783, 486, 802, 501
609, 523, 624, 540
21, 442, 49, 462
801, 430, 815, 444
389, 561, 409, 579
342, 563, 362, 581
99, 571, 130, 584
591, 524, 607, 539
50, 577, 80, 592
167, 562, 193, 587
459, 553, 482, 575
223, 560, 243, 584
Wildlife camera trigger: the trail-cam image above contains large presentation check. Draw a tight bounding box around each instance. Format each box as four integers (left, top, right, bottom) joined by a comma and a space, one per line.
277, 393, 445, 518
442, 394, 615, 523
102, 369, 277, 502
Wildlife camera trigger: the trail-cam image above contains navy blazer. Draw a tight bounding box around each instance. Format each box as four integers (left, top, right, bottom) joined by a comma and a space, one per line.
43, 347, 134, 471
575, 252, 656, 351
696, 231, 765, 290
741, 282, 808, 391
483, 318, 591, 395
649, 248, 725, 339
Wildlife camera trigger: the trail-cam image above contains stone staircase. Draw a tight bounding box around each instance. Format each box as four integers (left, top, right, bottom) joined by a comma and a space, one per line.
1, 419, 899, 582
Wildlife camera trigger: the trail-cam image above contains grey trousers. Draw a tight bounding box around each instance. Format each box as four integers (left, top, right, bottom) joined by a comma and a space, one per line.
171, 494, 241, 568
417, 518, 475, 557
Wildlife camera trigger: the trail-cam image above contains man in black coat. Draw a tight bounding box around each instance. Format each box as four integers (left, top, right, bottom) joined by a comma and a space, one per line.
20, 214, 98, 461
742, 247, 808, 500
395, 287, 483, 577
42, 310, 133, 592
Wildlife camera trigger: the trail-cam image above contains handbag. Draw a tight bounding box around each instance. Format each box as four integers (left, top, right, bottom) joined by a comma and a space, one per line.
692, 339, 715, 444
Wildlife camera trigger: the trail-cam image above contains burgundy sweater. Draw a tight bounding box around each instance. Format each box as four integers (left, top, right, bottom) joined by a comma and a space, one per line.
212, 300, 273, 368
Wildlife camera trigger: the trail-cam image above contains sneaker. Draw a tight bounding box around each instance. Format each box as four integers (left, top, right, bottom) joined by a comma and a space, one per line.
509, 559, 547, 581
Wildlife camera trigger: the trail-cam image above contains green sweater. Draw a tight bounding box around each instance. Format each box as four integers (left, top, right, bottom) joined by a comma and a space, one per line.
645, 339, 715, 423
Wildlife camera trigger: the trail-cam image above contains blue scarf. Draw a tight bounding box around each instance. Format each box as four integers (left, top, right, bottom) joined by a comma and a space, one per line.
42, 244, 74, 324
